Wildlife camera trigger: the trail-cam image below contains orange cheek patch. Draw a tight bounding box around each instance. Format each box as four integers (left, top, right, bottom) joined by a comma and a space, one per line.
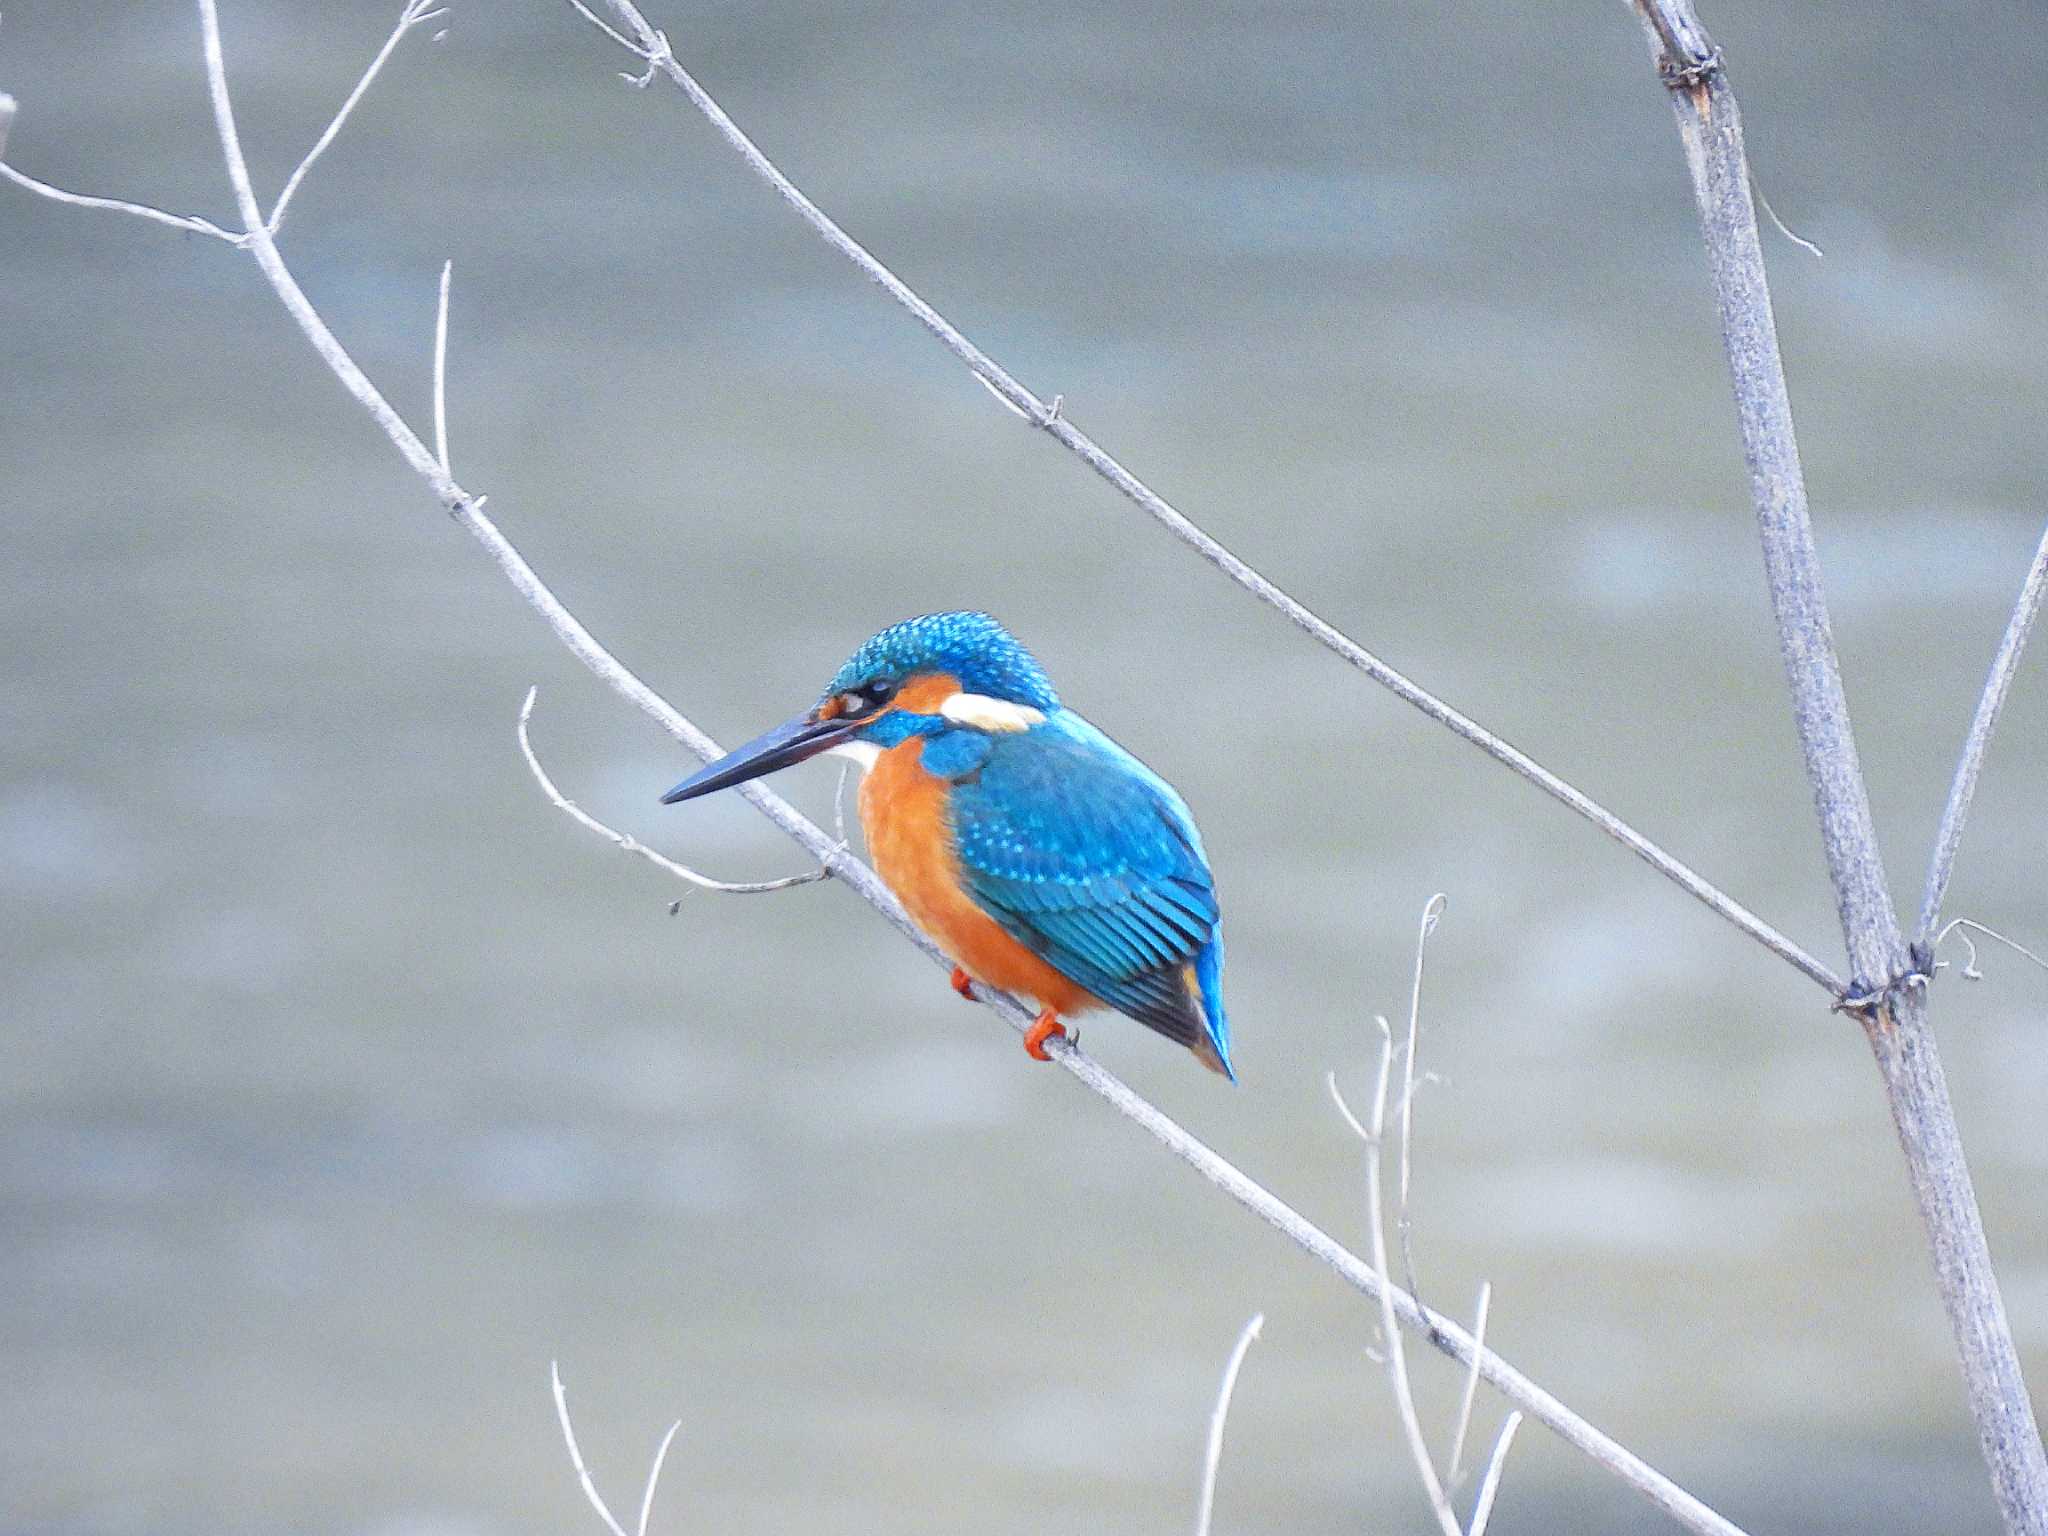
816, 695, 846, 721
890, 673, 962, 716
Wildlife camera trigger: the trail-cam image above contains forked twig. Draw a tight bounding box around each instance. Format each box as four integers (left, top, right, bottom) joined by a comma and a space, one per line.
1331, 1033, 1462, 1536
551, 1363, 682, 1536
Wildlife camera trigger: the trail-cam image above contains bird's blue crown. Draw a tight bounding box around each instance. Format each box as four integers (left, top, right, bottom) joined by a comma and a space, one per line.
825, 611, 1060, 711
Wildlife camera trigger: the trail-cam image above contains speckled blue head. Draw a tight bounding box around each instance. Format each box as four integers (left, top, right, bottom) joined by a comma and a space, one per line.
660, 611, 1058, 803
824, 611, 1059, 712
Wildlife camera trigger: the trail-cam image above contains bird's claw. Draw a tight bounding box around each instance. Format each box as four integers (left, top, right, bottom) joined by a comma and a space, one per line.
1023, 1011, 1067, 1062
949, 965, 976, 1001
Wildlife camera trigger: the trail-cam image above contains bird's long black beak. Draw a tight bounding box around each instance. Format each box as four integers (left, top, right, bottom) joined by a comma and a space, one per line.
660, 710, 855, 804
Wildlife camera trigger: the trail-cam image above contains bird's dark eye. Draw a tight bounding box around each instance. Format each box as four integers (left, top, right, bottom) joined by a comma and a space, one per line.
839, 678, 896, 716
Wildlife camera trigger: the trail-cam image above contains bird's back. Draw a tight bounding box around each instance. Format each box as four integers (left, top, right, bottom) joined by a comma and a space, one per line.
944, 714, 1233, 1077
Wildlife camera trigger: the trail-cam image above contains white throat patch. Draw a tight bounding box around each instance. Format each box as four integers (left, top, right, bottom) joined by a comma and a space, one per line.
938, 693, 1046, 734
827, 740, 883, 770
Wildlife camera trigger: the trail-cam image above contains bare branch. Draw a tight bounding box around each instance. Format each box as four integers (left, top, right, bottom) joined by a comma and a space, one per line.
0, 156, 243, 243
572, 0, 1842, 999
1629, 3, 2048, 1530
1194, 1313, 1264, 1536
265, 0, 448, 234
1918, 515, 2048, 943
16, 10, 1756, 1531
519, 686, 833, 895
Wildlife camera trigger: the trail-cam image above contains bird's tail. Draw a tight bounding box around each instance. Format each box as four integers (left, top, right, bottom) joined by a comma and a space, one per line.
1190, 942, 1235, 1082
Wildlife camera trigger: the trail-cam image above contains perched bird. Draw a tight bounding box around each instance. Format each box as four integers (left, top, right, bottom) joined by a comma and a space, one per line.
661, 611, 1234, 1080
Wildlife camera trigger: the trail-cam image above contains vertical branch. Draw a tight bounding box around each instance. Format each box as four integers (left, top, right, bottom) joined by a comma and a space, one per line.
1629, 5, 2048, 1532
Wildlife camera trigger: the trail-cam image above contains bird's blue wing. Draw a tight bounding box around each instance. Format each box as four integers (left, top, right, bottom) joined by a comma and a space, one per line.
943, 719, 1231, 1074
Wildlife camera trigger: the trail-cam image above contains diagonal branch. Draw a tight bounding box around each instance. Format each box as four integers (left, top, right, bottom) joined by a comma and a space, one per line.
1917, 515, 2048, 943
567, 0, 1843, 999
1629, 4, 2048, 1532
8, 7, 1753, 1531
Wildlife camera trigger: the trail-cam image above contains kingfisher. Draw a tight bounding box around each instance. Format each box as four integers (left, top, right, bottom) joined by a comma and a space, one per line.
660, 611, 1234, 1080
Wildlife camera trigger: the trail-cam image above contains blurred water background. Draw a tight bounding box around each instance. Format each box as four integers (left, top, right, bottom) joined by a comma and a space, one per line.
3, 2, 2045, 1532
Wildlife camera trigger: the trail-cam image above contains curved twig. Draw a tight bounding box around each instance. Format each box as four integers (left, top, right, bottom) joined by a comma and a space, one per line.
1194, 1313, 1264, 1536
518, 686, 834, 896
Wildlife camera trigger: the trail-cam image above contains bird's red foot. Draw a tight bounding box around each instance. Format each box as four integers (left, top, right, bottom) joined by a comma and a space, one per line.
1023, 1010, 1067, 1062
949, 966, 976, 1001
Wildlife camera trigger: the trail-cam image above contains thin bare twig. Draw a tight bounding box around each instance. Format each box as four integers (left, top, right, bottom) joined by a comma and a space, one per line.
519, 686, 833, 895
1630, 3, 2048, 1530
551, 1363, 632, 1536
433, 258, 453, 473
567, 0, 1842, 1000
0, 157, 243, 242
1398, 893, 1446, 1309
1933, 918, 2048, 984
1469, 1412, 1525, 1536
265, 0, 447, 234
1918, 515, 2048, 944
3, 10, 1755, 1532
1447, 1280, 1492, 1485
1194, 1312, 1264, 1536
1332, 1034, 1461, 1536
637, 1422, 682, 1536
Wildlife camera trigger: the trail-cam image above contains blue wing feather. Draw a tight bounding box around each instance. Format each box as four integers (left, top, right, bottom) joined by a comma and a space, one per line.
939, 713, 1232, 1077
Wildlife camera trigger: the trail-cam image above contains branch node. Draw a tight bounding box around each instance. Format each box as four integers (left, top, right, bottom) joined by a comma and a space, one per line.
1657, 43, 1722, 90
621, 28, 673, 88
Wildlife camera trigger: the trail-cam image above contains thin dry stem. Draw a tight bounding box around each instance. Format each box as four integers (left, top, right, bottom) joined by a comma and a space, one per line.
1469, 1411, 1525, 1536
519, 686, 833, 895
1194, 1312, 1264, 1536
266, 0, 447, 234
1447, 1281, 1493, 1485
0, 157, 243, 242
569, 0, 1842, 1000
1933, 918, 2048, 984
1398, 893, 1447, 1305
1919, 514, 2048, 943
551, 1363, 633, 1536
433, 258, 453, 473
1334, 1034, 1462, 1536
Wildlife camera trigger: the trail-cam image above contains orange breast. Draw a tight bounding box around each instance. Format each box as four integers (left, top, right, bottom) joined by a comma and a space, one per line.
860, 735, 1098, 1018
